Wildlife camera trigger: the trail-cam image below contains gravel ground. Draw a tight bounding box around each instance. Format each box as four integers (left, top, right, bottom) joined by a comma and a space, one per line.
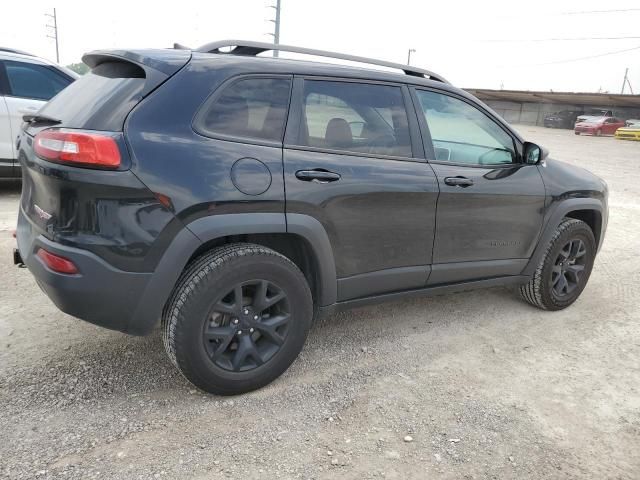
1, 125, 639, 479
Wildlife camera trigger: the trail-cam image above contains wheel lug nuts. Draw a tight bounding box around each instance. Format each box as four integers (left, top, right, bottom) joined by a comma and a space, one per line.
233, 318, 239, 324
249, 328, 254, 333
243, 308, 249, 315
237, 330, 242, 335
253, 315, 259, 320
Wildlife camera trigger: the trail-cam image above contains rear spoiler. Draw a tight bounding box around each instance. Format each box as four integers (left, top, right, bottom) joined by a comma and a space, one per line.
82, 49, 191, 95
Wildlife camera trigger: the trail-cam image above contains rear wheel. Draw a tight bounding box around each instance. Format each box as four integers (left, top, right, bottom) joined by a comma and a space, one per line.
519, 219, 595, 310
162, 243, 313, 395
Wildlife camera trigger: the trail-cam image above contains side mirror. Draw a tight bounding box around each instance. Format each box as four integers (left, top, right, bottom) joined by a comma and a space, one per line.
523, 141, 549, 165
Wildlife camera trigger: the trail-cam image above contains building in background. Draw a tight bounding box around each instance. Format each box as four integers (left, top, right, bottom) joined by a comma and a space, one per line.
465, 89, 640, 126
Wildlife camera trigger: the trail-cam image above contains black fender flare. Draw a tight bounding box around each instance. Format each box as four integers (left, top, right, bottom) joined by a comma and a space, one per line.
522, 198, 605, 276
127, 213, 337, 335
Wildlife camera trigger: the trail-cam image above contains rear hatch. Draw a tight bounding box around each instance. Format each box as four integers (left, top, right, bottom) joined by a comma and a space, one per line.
18, 49, 190, 270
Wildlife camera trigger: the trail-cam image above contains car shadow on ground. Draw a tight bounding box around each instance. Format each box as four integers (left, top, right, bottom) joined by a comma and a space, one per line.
3, 286, 520, 408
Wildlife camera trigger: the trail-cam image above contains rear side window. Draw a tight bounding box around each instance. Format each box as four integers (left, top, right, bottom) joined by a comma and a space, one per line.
36, 61, 146, 131
4, 60, 71, 100
296, 80, 412, 158
194, 77, 292, 143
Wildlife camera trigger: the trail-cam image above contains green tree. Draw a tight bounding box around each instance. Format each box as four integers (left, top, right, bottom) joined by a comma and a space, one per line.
66, 62, 89, 75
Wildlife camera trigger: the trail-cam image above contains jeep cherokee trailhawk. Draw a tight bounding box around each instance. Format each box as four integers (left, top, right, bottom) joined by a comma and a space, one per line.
14, 41, 608, 394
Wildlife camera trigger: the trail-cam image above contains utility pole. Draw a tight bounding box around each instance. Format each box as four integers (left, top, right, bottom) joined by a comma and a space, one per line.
268, 0, 281, 57
621, 68, 631, 94
407, 48, 416, 65
45, 8, 59, 63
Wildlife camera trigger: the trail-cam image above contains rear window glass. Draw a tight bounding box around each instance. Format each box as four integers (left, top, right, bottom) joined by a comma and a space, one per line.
36, 61, 146, 131
194, 77, 292, 143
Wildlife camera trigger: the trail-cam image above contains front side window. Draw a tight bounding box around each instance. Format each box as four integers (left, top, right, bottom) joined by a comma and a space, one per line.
4, 61, 70, 100
416, 90, 516, 165
298, 80, 412, 157
195, 77, 291, 142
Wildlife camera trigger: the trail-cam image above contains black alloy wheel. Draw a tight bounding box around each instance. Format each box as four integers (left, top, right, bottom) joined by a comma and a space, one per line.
551, 239, 587, 297
204, 280, 291, 372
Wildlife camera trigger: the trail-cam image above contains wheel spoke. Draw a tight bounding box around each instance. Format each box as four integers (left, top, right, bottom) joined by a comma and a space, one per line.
556, 274, 569, 294
207, 327, 236, 361
552, 272, 562, 287
255, 314, 289, 346
212, 300, 236, 315
565, 264, 585, 283
232, 335, 264, 371
253, 282, 286, 312
204, 325, 235, 340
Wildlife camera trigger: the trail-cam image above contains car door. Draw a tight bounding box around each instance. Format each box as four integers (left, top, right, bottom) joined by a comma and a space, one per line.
1, 60, 72, 167
412, 88, 546, 285
603, 117, 622, 135
283, 78, 439, 301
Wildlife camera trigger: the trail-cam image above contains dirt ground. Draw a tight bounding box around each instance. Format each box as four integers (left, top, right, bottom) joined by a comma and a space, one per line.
1, 126, 639, 480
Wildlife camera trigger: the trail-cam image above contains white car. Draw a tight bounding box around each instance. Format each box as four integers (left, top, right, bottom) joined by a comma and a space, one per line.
1, 48, 77, 178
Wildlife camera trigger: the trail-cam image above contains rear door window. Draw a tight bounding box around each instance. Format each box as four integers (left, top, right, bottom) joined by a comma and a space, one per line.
194, 77, 292, 143
3, 60, 71, 100
297, 80, 412, 158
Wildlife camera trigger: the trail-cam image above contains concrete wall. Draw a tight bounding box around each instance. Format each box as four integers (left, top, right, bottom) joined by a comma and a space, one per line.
482, 100, 640, 126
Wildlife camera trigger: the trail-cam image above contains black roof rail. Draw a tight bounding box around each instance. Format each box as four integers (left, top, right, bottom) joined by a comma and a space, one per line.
187, 40, 449, 84
0, 47, 34, 57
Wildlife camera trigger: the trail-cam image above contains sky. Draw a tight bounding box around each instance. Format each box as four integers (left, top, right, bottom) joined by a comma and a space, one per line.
2, 0, 639, 93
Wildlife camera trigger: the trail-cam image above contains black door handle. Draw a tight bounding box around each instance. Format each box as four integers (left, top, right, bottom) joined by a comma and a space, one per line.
444, 176, 474, 187
295, 169, 341, 183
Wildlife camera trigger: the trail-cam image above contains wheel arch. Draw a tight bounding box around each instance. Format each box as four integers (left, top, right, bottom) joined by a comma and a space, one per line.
127, 213, 336, 335
522, 198, 605, 277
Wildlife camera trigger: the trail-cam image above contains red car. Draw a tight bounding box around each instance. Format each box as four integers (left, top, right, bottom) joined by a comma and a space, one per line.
574, 116, 625, 136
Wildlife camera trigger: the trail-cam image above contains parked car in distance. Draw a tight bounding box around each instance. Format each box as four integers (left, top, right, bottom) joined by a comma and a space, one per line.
0, 47, 77, 178
576, 109, 613, 124
624, 119, 640, 127
615, 124, 640, 141
543, 110, 583, 129
14, 40, 609, 395
574, 116, 625, 136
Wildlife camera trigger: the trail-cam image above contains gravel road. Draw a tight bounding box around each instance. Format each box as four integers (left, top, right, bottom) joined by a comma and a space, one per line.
1, 126, 639, 479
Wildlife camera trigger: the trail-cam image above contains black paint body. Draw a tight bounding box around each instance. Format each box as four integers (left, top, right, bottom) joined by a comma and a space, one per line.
15, 49, 608, 335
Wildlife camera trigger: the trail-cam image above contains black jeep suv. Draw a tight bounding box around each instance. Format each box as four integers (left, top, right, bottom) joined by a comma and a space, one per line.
14, 41, 608, 395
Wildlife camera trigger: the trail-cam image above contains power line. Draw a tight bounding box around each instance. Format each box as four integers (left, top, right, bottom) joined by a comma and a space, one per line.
482, 36, 640, 43
534, 45, 640, 66
558, 8, 640, 15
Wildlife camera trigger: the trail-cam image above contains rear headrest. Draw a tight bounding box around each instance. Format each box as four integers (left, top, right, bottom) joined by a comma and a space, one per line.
325, 117, 352, 149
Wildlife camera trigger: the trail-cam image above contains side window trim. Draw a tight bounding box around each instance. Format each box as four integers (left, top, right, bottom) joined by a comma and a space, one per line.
284, 75, 424, 162
0, 62, 10, 96
410, 86, 524, 167
191, 73, 294, 148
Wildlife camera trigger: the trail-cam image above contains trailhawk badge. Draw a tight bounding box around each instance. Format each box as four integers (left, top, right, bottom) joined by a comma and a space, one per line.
34, 204, 52, 221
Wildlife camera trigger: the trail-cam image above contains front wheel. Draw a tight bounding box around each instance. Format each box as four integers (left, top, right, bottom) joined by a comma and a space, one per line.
162, 243, 313, 395
519, 219, 596, 311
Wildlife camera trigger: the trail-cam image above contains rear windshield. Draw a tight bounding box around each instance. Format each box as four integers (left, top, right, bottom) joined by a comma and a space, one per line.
36, 61, 146, 132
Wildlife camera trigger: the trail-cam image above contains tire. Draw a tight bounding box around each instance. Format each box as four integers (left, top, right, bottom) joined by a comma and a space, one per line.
519, 219, 596, 311
162, 243, 313, 395
574, 132, 580, 135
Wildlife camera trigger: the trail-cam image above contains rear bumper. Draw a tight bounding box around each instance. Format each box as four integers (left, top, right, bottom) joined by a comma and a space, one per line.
17, 207, 153, 334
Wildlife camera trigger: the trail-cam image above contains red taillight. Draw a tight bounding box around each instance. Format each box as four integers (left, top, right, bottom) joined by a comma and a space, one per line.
36, 248, 79, 274
34, 129, 121, 168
